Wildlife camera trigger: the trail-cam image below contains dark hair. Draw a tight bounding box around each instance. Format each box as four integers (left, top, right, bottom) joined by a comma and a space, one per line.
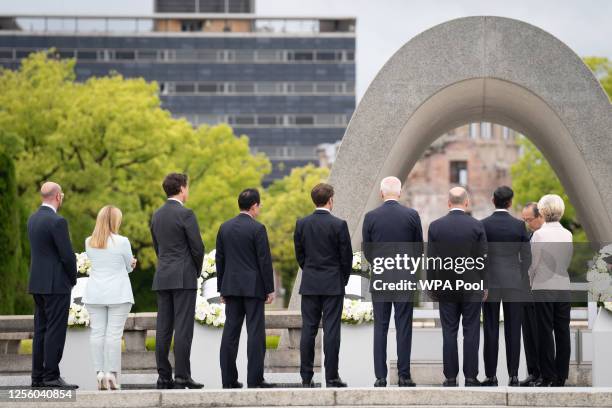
162, 173, 188, 197
311, 183, 334, 207
524, 201, 540, 217
493, 185, 513, 209
238, 188, 260, 211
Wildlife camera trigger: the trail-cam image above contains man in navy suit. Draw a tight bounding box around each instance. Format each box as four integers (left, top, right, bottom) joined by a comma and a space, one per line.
362, 176, 423, 387
27, 182, 78, 389
217, 188, 275, 389
427, 187, 487, 387
481, 186, 532, 387
295, 183, 352, 388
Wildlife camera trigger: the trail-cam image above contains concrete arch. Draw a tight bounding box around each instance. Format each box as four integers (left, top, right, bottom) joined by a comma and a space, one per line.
329, 16, 612, 243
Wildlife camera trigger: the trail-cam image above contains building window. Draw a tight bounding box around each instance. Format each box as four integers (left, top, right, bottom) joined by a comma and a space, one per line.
181, 20, 203, 32
481, 122, 492, 139
503, 127, 510, 140
450, 161, 468, 185
469, 123, 479, 139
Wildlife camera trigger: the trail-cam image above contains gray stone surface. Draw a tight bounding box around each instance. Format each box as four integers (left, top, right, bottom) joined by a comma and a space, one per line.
326, 16, 612, 245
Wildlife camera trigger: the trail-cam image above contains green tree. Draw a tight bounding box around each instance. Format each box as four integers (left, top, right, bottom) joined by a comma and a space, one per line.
584, 57, 612, 99
0, 153, 30, 314
0, 52, 270, 311
259, 164, 330, 305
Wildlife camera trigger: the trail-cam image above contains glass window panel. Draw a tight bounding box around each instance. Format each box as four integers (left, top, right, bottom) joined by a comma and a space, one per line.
258, 116, 278, 125
233, 115, 255, 125
16, 49, 36, 59
345, 51, 355, 61
292, 83, 313, 93
294, 116, 314, 125
76, 50, 97, 60
196, 50, 218, 61
256, 50, 279, 62
315, 83, 336, 93
56, 49, 75, 59
256, 82, 279, 93
234, 83, 255, 93
0, 49, 13, 59
175, 49, 198, 60
234, 50, 255, 62
175, 83, 195, 93
137, 49, 157, 60
293, 51, 313, 61
198, 83, 218, 93
115, 50, 135, 60
316, 51, 338, 61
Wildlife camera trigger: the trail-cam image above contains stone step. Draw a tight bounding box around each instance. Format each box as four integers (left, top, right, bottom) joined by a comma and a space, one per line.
0, 387, 611, 407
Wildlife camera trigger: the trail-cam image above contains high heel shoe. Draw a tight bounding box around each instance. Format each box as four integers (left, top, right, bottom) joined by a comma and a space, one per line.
97, 371, 108, 391
105, 372, 120, 390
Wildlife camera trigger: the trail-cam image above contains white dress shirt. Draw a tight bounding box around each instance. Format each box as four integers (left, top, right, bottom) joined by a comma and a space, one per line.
83, 234, 135, 305
41, 203, 57, 213
528, 222, 573, 290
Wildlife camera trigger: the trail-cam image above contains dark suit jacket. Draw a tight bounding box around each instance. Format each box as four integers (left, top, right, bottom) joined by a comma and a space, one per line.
215, 213, 274, 299
427, 210, 488, 301
362, 199, 424, 255
481, 210, 532, 289
294, 209, 353, 296
27, 206, 77, 294
150, 200, 205, 291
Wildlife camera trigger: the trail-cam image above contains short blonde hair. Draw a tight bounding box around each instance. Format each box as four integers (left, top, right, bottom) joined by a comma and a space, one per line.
89, 205, 123, 249
537, 194, 565, 222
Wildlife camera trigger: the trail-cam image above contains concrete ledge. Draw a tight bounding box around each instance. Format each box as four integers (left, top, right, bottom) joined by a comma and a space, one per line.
3, 388, 612, 408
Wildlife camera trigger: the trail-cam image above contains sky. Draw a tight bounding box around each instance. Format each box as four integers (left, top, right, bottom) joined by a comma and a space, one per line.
2, 0, 611, 100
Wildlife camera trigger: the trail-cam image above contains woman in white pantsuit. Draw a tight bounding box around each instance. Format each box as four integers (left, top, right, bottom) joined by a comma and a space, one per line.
82, 205, 136, 390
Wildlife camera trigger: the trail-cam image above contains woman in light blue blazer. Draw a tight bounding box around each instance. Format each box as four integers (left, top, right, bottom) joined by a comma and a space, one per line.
82, 205, 136, 390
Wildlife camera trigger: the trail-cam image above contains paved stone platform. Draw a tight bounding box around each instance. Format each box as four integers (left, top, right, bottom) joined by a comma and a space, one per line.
1, 387, 611, 408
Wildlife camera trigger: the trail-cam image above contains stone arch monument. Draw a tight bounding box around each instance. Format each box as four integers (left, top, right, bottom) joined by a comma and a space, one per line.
329, 16, 612, 244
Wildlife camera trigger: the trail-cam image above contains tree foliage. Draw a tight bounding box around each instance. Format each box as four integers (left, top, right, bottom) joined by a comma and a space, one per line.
259, 164, 330, 305
0, 52, 270, 311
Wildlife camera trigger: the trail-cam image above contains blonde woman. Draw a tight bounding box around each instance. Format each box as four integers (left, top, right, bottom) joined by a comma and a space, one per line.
82, 206, 137, 390
528, 194, 573, 387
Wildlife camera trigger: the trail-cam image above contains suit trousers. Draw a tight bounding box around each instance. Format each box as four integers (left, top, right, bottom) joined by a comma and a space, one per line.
155, 289, 197, 380
482, 289, 523, 377
373, 301, 414, 379
522, 301, 540, 377
300, 294, 343, 382
31, 294, 70, 382
534, 290, 571, 382
439, 301, 481, 380
220, 296, 266, 387
86, 303, 132, 373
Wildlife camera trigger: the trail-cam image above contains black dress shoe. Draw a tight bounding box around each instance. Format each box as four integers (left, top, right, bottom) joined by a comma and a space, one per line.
31, 380, 43, 388
248, 380, 274, 388
534, 377, 553, 387
552, 379, 565, 387
326, 378, 347, 388
156, 378, 175, 389
464, 377, 481, 387
519, 374, 539, 387
398, 376, 416, 387
508, 376, 519, 386
174, 377, 204, 389
443, 378, 457, 387
481, 376, 498, 386
41, 378, 78, 389
223, 381, 243, 389
302, 379, 315, 388
374, 378, 387, 387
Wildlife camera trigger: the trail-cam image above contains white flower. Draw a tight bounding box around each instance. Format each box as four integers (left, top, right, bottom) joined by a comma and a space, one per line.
75, 252, 92, 276
194, 296, 225, 327
352, 251, 362, 272
201, 250, 217, 279
67, 303, 89, 327
601, 244, 612, 257
342, 298, 374, 324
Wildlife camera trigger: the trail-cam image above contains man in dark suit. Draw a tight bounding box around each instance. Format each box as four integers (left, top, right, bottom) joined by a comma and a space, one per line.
150, 173, 205, 389
427, 187, 487, 387
518, 202, 544, 386
27, 182, 78, 389
481, 186, 532, 387
216, 188, 275, 389
362, 176, 423, 387
295, 183, 352, 388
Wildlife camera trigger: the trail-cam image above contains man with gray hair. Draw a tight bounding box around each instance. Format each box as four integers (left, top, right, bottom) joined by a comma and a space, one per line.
28, 182, 78, 389
362, 176, 423, 387
427, 187, 487, 387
